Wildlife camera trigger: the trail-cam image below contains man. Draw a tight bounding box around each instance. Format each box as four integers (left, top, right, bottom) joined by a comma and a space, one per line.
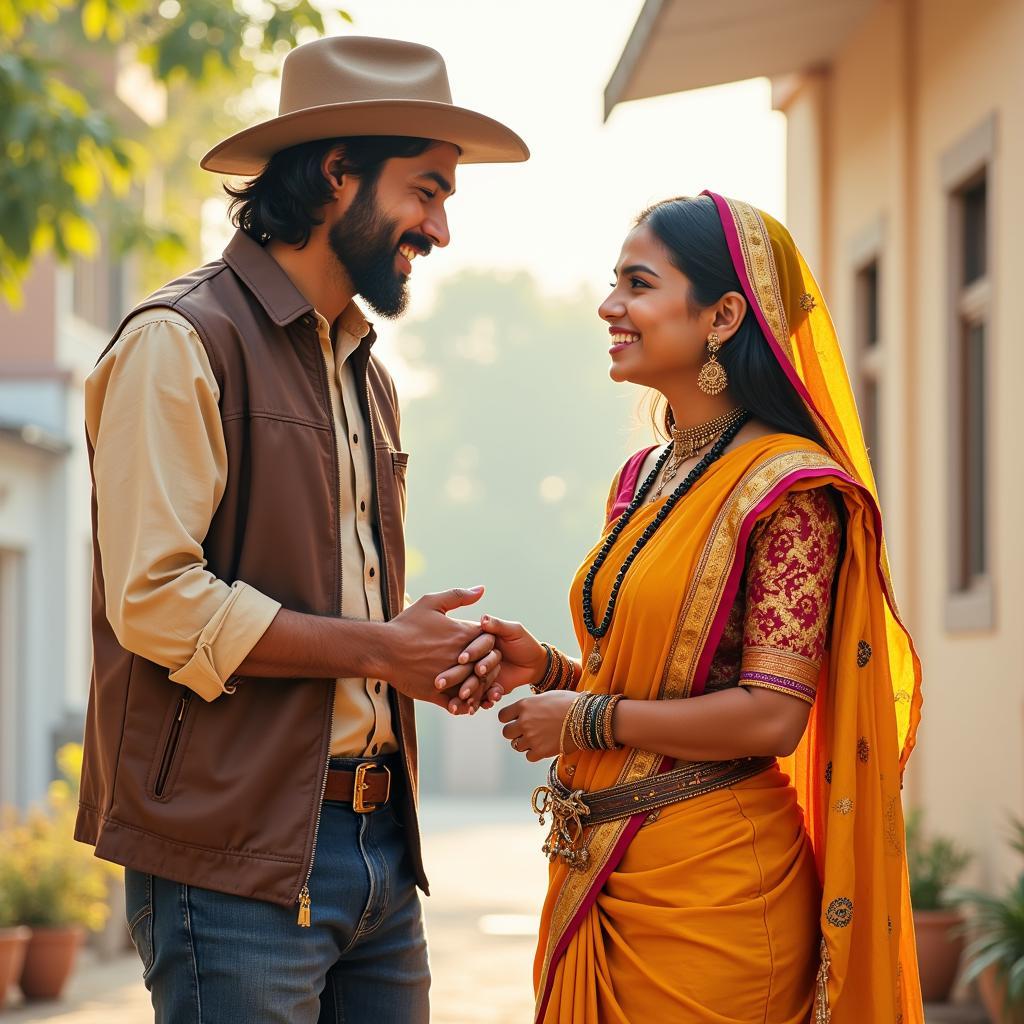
74, 36, 528, 1023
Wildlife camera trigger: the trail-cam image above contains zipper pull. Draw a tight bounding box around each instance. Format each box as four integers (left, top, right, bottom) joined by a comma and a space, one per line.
177, 697, 187, 721
297, 885, 311, 927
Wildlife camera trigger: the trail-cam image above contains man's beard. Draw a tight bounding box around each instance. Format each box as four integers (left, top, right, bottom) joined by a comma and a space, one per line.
328, 180, 423, 320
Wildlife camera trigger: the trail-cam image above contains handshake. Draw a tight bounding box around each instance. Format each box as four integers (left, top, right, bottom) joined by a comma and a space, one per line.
379, 584, 545, 716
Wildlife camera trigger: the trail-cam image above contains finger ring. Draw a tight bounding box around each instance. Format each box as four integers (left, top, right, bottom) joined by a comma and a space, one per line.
511, 737, 521, 751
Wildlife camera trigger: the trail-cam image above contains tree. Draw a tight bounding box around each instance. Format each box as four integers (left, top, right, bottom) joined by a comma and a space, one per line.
0, 0, 347, 304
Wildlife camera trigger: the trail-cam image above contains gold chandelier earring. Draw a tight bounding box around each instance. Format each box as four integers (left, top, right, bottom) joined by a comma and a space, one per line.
697, 332, 729, 396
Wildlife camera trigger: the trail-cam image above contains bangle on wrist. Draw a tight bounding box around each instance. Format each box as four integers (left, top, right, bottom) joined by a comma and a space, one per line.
532, 643, 568, 693
559, 696, 579, 755
564, 693, 624, 752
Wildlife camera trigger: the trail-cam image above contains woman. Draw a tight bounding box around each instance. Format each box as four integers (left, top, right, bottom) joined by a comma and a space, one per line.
474, 193, 923, 1022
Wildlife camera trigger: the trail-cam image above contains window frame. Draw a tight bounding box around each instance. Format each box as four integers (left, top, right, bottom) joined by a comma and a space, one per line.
848, 218, 886, 501
941, 114, 997, 632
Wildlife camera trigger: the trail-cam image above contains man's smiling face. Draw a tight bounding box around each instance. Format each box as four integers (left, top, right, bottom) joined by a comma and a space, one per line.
328, 141, 458, 318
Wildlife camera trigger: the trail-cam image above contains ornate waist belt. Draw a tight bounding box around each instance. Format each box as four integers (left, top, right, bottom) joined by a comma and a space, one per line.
531, 755, 776, 870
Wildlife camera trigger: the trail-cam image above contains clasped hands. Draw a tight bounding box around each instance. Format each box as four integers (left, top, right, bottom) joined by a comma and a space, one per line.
393, 589, 571, 759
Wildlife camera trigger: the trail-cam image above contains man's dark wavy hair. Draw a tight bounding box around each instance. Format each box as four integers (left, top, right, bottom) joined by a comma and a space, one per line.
225, 135, 436, 247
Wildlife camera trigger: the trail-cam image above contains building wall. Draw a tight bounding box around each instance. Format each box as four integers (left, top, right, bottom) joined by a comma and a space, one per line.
0, 435, 68, 805
0, 255, 57, 368
911, 0, 1024, 886
785, 0, 1024, 884
0, 261, 113, 805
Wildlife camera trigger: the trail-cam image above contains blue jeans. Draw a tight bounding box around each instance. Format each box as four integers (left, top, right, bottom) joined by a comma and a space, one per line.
124, 757, 430, 1023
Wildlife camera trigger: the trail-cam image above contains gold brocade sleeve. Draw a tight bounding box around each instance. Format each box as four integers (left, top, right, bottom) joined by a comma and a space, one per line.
739, 487, 842, 704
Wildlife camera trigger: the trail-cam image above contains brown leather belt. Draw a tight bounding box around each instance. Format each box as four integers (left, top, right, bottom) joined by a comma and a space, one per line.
323, 763, 393, 813
532, 755, 776, 869
563, 755, 777, 827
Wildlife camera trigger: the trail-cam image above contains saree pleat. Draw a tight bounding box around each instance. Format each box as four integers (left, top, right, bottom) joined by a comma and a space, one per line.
542, 765, 821, 1023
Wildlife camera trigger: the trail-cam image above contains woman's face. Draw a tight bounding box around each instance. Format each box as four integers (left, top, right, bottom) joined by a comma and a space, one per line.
598, 222, 712, 388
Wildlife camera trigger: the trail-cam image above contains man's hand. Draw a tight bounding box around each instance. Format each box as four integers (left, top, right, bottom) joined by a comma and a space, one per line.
380, 587, 500, 709
434, 613, 548, 715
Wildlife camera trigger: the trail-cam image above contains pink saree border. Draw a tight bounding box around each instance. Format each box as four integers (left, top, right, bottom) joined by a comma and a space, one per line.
609, 445, 658, 521
700, 189, 847, 462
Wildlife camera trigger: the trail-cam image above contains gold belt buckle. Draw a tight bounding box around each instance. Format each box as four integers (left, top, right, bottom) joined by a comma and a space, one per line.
352, 762, 389, 813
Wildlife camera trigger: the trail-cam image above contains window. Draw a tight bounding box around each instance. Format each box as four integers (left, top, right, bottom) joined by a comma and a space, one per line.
942, 115, 996, 630
848, 218, 885, 501
855, 257, 882, 491
70, 205, 132, 333
951, 175, 989, 592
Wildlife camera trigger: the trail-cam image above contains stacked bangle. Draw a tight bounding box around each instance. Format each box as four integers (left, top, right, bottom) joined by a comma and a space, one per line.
531, 643, 582, 694
562, 693, 623, 752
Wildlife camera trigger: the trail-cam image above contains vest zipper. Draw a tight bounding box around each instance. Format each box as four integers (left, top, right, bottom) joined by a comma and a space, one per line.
296, 329, 342, 927
362, 373, 391, 618
154, 692, 191, 797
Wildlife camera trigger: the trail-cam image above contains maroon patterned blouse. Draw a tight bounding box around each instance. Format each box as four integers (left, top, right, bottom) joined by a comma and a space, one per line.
704, 487, 842, 704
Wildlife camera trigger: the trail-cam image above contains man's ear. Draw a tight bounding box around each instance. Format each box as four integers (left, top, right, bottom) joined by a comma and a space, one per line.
322, 145, 348, 194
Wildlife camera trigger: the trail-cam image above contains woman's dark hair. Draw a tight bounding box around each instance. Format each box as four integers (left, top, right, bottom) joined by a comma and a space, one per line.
637, 195, 824, 446
226, 135, 436, 247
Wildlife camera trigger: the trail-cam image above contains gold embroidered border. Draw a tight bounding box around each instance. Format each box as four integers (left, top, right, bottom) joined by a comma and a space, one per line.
742, 646, 820, 689
726, 198, 792, 359
741, 676, 816, 705
660, 451, 838, 701
535, 449, 842, 1012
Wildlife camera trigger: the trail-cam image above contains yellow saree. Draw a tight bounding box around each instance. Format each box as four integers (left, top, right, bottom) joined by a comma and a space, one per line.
533, 194, 923, 1024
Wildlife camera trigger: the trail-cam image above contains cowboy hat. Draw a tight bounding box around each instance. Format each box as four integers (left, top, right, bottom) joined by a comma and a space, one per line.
201, 35, 529, 175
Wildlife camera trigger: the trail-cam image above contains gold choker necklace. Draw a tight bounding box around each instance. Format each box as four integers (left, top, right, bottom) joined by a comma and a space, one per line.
670, 407, 747, 460
649, 407, 748, 501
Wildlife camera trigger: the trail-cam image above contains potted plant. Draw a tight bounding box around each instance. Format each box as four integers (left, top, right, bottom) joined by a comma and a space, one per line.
4, 744, 117, 1000
906, 809, 972, 1002
0, 819, 31, 1008
953, 819, 1024, 1024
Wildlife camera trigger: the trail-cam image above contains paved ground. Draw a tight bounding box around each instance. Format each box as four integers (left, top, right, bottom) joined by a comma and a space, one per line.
0, 797, 994, 1022
0, 798, 547, 1023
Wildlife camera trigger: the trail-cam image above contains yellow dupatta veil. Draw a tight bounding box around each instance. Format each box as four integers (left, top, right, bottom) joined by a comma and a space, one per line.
704, 191, 924, 1022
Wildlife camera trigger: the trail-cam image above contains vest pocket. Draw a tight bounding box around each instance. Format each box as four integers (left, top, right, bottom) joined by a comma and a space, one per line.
391, 450, 409, 520
152, 690, 193, 799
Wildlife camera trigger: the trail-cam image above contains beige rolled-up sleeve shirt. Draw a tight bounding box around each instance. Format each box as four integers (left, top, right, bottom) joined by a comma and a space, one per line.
86, 305, 397, 757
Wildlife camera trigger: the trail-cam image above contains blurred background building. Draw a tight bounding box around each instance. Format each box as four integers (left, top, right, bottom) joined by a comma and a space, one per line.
0, 44, 162, 808
606, 0, 1023, 883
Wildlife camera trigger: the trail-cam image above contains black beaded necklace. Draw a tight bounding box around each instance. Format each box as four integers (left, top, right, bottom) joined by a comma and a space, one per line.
582, 411, 751, 674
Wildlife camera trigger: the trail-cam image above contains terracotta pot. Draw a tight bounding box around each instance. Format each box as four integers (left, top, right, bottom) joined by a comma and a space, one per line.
0, 927, 31, 1006
979, 964, 1024, 1024
18, 925, 85, 1000
913, 909, 965, 1002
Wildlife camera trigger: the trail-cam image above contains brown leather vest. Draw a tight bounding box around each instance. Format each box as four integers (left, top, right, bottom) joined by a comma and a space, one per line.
74, 230, 426, 906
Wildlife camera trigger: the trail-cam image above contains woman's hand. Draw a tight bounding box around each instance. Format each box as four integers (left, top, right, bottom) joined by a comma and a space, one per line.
433, 630, 504, 715
497, 690, 580, 762
476, 615, 549, 693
